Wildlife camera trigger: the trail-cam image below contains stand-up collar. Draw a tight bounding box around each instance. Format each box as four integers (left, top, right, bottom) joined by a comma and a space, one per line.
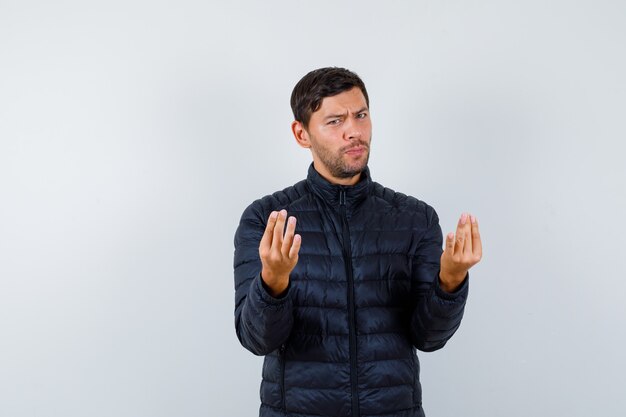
306, 163, 372, 208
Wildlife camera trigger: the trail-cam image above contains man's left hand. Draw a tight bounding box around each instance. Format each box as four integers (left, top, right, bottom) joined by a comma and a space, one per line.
439, 213, 482, 293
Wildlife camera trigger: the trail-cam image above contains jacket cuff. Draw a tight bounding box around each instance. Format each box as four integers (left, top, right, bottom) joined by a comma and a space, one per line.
434, 271, 469, 301
255, 273, 291, 305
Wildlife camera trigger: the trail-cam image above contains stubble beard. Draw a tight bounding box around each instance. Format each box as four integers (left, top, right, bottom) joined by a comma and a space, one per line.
315, 139, 371, 179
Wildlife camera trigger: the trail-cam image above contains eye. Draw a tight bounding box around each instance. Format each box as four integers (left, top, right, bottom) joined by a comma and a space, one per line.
356, 112, 368, 119
327, 119, 340, 125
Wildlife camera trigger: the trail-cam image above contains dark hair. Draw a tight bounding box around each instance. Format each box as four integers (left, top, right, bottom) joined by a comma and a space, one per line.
290, 67, 369, 128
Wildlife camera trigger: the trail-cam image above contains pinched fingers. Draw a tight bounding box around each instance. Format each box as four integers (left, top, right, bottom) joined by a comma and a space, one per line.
445, 213, 481, 261
258, 210, 301, 296
441, 212, 483, 290
260, 209, 301, 264
450, 212, 482, 265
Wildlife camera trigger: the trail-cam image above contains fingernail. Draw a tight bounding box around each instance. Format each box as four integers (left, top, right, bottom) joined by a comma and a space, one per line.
289, 216, 296, 224
270, 211, 278, 219
280, 209, 287, 217
471, 215, 476, 224
461, 213, 467, 225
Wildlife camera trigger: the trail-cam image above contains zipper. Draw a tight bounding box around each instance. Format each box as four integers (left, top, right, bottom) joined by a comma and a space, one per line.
339, 189, 360, 417
279, 343, 286, 410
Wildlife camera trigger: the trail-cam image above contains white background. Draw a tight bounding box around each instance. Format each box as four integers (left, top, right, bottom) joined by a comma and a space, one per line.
1, 1, 625, 416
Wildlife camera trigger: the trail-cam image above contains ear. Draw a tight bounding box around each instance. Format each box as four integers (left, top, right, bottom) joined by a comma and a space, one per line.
292, 120, 311, 149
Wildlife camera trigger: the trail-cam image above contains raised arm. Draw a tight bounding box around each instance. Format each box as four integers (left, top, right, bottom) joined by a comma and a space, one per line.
234, 207, 301, 356
409, 210, 482, 352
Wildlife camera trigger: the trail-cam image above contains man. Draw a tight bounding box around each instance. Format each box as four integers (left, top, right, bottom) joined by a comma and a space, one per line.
234, 67, 482, 417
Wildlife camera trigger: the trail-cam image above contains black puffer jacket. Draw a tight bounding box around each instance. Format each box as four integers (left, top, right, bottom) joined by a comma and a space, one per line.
234, 165, 468, 417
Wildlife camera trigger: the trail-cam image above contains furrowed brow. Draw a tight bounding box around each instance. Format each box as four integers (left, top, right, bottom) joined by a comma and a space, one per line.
324, 113, 347, 120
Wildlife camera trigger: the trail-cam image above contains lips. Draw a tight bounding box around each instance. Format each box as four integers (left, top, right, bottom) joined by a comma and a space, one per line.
346, 147, 364, 153
344, 146, 367, 156
343, 140, 368, 151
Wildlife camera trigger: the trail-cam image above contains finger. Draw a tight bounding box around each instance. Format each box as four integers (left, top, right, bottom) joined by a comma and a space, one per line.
289, 234, 302, 260
471, 215, 482, 258
281, 216, 297, 256
260, 211, 278, 252
444, 232, 455, 255
454, 213, 468, 254
463, 213, 473, 255
272, 209, 288, 249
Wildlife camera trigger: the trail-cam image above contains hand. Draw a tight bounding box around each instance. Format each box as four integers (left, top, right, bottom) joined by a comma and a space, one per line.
259, 209, 302, 297
439, 213, 482, 292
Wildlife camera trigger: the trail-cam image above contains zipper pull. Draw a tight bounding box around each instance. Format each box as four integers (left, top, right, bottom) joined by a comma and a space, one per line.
340, 189, 346, 206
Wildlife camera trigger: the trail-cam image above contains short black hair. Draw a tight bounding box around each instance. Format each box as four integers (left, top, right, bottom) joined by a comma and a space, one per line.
290, 67, 369, 128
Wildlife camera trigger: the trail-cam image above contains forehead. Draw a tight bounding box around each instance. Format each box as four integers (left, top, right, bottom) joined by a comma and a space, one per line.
316, 87, 368, 114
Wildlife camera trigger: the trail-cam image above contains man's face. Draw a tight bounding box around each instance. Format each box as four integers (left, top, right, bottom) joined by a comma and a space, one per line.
298, 87, 372, 185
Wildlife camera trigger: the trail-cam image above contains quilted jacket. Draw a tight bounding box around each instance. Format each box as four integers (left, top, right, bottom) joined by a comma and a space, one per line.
234, 164, 469, 417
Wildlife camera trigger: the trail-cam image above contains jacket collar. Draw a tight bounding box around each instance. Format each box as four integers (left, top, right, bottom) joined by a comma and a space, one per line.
306, 163, 372, 208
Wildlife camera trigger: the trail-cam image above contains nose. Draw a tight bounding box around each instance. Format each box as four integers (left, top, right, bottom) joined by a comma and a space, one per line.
343, 118, 362, 141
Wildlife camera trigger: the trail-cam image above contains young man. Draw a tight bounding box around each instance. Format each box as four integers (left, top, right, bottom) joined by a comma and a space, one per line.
234, 67, 482, 417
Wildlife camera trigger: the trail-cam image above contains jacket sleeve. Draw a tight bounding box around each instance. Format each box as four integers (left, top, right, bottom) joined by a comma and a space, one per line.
233, 202, 294, 356
409, 207, 469, 352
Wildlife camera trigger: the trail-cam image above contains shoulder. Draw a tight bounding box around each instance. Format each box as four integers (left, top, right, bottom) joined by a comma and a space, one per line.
239, 179, 311, 224
369, 181, 439, 225
235, 179, 310, 248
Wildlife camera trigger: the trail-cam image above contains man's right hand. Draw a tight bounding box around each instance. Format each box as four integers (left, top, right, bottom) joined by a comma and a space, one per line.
259, 209, 301, 297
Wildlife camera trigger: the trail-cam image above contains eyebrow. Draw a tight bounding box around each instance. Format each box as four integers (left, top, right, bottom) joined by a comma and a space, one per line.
324, 108, 369, 120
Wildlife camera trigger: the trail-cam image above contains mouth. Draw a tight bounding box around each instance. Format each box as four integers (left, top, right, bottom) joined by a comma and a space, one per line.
345, 147, 365, 155
343, 143, 369, 156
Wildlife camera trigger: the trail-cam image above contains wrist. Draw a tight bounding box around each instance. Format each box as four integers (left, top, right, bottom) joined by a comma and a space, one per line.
260, 270, 289, 297
439, 270, 466, 293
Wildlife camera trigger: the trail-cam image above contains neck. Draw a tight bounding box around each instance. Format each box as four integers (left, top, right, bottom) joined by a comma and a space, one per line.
330, 173, 361, 186
315, 166, 361, 186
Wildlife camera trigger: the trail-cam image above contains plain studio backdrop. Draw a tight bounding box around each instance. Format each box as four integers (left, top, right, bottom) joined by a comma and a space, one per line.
1, 1, 625, 416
